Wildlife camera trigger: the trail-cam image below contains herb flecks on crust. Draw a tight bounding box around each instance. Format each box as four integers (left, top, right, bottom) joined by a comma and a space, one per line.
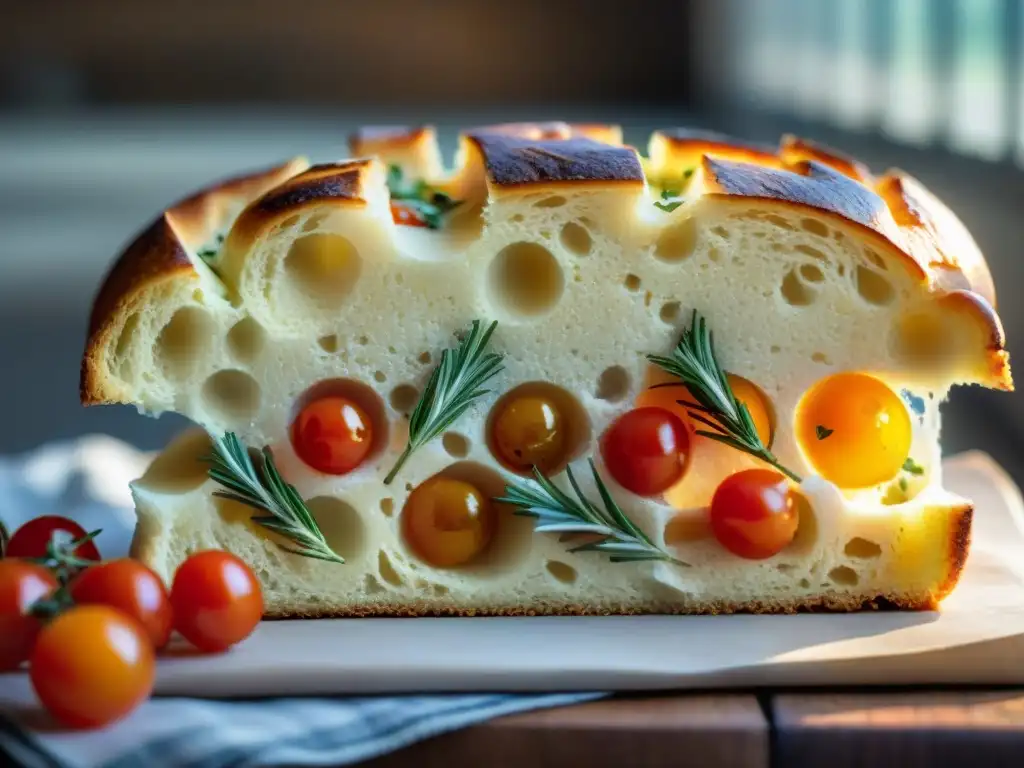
387, 165, 463, 229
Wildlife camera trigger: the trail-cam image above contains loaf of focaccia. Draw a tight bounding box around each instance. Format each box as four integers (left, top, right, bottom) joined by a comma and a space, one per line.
81, 122, 1011, 616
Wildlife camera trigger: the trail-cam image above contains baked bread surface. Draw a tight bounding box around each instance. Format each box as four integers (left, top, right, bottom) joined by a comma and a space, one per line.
82, 122, 1011, 615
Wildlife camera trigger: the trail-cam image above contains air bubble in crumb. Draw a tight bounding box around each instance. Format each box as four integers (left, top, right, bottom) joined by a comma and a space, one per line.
811, 352, 831, 365
226, 317, 266, 364
595, 366, 630, 402
318, 334, 339, 353
623, 274, 641, 291
389, 384, 419, 415
417, 351, 432, 365
202, 370, 261, 425
373, 370, 387, 383
156, 307, 216, 379
560, 221, 592, 256
380, 498, 394, 517
770, 345, 781, 354
828, 565, 859, 586
442, 432, 471, 458
780, 269, 816, 306
844, 537, 882, 559
305, 497, 367, 561
378, 551, 403, 587
800, 218, 829, 237
659, 302, 681, 323
486, 242, 565, 319
545, 560, 578, 584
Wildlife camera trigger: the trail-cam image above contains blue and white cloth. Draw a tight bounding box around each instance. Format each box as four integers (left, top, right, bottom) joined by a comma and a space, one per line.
0, 436, 603, 767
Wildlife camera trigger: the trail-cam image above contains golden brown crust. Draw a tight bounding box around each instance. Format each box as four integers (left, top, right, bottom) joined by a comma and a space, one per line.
251, 161, 371, 216
262, 590, 944, 619
875, 170, 996, 306
936, 504, 973, 601
779, 134, 872, 182
82, 122, 1011, 409
80, 215, 196, 405
81, 159, 309, 406
464, 133, 644, 189
349, 125, 433, 153
701, 156, 898, 238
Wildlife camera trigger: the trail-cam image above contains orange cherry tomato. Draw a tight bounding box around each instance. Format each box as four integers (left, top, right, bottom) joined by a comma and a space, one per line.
601, 407, 690, 496
170, 550, 262, 653
0, 560, 58, 671
30, 604, 155, 729
390, 201, 429, 228
402, 476, 496, 568
70, 559, 173, 650
291, 396, 374, 475
709, 469, 798, 559
6, 515, 101, 562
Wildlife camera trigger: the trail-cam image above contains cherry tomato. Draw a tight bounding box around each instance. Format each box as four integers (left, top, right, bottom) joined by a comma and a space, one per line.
402, 476, 495, 567
30, 605, 155, 729
0, 560, 59, 671
170, 551, 262, 653
70, 559, 172, 650
390, 201, 428, 228
291, 396, 374, 475
601, 407, 690, 496
6, 516, 101, 562
796, 372, 911, 489
491, 394, 567, 473
638, 369, 772, 446
709, 469, 799, 559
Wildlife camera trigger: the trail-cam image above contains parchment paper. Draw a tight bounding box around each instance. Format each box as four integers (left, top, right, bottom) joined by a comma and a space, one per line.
141, 450, 1024, 696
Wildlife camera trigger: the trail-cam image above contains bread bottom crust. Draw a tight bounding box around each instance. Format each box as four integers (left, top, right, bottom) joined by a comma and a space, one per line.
132, 489, 972, 619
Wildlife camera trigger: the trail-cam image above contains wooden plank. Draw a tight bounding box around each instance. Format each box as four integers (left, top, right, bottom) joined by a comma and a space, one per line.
364, 695, 769, 768
773, 691, 1024, 768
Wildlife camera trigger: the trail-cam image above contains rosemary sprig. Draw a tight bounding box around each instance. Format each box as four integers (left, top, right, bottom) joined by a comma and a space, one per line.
387, 164, 463, 229
496, 460, 683, 565
385, 320, 504, 484
647, 310, 802, 483
206, 433, 344, 563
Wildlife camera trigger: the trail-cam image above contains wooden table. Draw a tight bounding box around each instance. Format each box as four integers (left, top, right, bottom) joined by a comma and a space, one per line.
364, 691, 1024, 768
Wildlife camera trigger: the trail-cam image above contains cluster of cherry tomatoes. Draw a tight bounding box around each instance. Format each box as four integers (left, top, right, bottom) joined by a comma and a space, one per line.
600, 370, 911, 560
0, 515, 262, 729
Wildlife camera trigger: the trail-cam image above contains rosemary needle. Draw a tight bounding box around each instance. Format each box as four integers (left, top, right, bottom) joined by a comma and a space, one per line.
384, 320, 504, 485
207, 433, 344, 563
647, 310, 803, 483
497, 460, 684, 565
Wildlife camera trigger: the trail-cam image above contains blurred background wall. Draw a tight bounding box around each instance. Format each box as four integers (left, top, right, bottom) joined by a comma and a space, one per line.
0, 0, 1021, 479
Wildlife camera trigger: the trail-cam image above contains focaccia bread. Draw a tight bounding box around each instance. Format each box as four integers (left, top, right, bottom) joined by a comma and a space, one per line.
81, 122, 1012, 616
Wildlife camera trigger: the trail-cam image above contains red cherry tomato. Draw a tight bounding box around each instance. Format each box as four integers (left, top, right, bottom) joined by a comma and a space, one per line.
601, 407, 690, 496
291, 396, 374, 475
6, 516, 101, 562
70, 559, 173, 650
30, 604, 155, 729
709, 469, 799, 559
170, 551, 263, 653
0, 560, 59, 671
390, 201, 429, 228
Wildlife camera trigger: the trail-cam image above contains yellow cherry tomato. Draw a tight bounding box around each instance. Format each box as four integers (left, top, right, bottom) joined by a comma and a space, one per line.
796, 372, 912, 488
402, 477, 496, 567
491, 395, 567, 473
